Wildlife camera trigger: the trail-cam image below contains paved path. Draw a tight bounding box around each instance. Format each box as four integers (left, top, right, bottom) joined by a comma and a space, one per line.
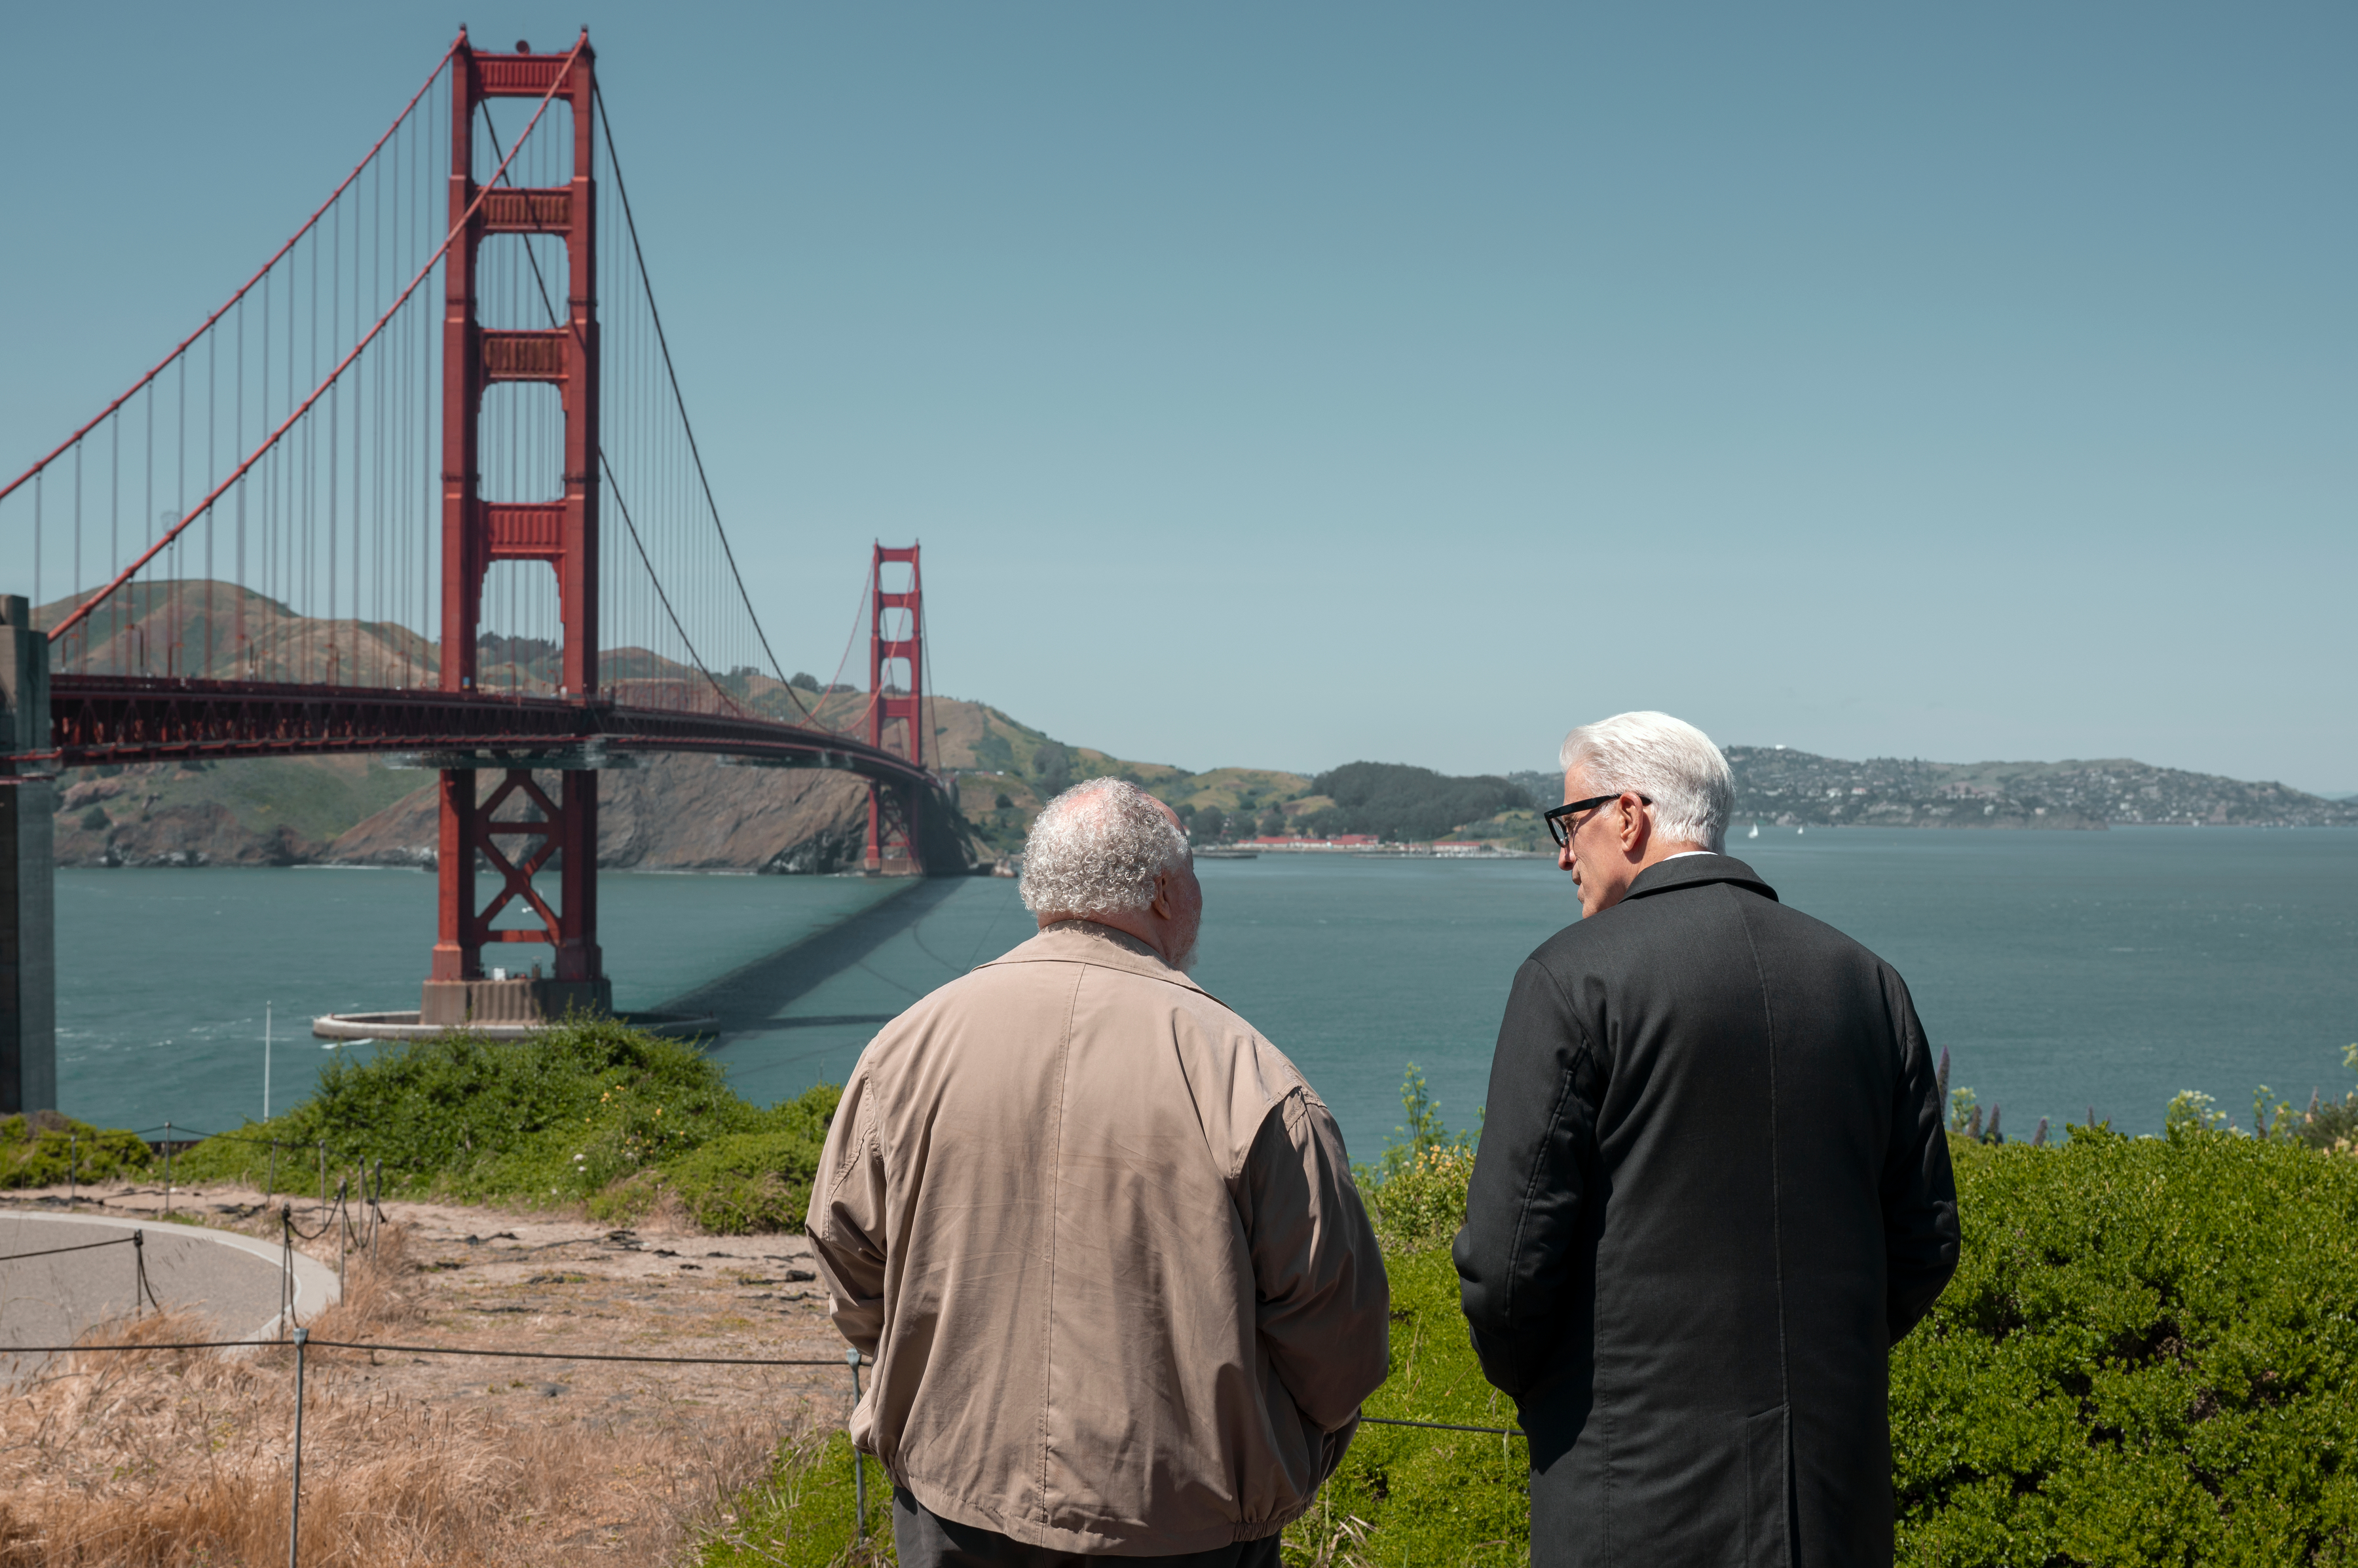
0, 1208, 340, 1373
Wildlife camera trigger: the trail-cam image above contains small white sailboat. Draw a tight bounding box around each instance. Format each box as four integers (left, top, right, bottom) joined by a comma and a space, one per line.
1748, 823, 1759, 840
1797, 825, 1806, 836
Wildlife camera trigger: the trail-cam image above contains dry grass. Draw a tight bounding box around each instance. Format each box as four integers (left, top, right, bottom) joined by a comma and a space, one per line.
0, 1225, 784, 1566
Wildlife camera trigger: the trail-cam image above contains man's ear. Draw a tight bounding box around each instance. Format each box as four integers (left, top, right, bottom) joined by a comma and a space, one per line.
1619, 793, 1650, 854
1148, 872, 1174, 920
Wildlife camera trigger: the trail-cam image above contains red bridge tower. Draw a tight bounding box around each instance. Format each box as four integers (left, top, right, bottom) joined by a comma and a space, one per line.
426, 33, 608, 1024
865, 544, 927, 874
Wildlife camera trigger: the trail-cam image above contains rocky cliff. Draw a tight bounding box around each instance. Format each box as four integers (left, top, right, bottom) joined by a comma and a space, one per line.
326, 755, 940, 874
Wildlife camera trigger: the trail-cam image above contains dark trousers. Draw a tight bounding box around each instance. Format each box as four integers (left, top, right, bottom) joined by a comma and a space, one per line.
891, 1489, 1284, 1568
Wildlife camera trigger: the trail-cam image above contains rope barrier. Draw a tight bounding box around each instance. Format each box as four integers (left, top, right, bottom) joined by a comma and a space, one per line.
4, 1336, 865, 1366
0, 1236, 137, 1264
1360, 1415, 1525, 1437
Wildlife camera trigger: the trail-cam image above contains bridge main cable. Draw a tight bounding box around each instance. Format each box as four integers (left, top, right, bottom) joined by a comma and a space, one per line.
591, 86, 815, 726
0, 40, 463, 512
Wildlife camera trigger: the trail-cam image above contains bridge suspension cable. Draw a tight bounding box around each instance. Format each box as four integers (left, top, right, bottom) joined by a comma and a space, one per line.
13, 40, 588, 694
1, 31, 907, 750
0, 43, 464, 687
472, 88, 815, 727
594, 86, 813, 726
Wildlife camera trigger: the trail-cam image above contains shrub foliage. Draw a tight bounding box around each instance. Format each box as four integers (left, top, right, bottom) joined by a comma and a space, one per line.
170, 1018, 840, 1231
1894, 1125, 2358, 1563
0, 1111, 153, 1187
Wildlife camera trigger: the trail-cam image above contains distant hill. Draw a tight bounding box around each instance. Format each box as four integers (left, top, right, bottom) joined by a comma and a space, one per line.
1722, 746, 2358, 831
1505, 751, 2358, 832
37, 587, 2352, 866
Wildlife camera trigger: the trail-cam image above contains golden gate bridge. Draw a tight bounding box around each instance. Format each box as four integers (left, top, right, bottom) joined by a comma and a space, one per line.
0, 31, 952, 1111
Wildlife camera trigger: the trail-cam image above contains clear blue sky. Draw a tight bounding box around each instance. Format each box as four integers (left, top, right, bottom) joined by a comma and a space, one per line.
4, 4, 2351, 791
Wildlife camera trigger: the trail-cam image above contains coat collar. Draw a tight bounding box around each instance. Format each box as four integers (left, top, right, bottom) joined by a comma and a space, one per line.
981, 920, 1211, 994
1622, 852, 1779, 905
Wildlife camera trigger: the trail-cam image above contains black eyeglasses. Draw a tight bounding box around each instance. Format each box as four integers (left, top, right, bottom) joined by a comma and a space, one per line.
1543, 793, 1651, 848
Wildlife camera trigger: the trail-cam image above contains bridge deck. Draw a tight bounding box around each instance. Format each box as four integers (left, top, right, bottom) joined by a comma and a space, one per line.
43, 675, 933, 784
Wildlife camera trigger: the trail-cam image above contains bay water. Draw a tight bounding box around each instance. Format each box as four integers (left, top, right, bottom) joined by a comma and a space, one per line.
53, 827, 2358, 1159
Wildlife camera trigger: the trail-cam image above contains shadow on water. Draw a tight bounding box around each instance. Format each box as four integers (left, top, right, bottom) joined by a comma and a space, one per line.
656, 878, 968, 1040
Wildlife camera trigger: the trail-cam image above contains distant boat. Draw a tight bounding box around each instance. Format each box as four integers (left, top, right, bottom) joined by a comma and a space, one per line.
1748, 823, 1759, 840
1797, 825, 1806, 836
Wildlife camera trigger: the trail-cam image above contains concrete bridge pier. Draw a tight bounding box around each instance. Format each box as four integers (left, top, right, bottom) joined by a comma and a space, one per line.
0, 595, 54, 1115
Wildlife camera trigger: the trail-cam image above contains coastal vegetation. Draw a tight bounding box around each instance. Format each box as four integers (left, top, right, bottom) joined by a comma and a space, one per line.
705, 1060, 2358, 1565
1294, 762, 1532, 844
61, 1024, 2358, 1561
168, 1018, 840, 1231
0, 1110, 154, 1187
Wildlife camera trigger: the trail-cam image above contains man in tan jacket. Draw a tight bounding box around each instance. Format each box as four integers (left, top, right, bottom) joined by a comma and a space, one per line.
808, 777, 1389, 1565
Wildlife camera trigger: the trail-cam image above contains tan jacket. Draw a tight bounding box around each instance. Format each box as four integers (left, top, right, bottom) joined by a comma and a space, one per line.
806, 921, 1389, 1556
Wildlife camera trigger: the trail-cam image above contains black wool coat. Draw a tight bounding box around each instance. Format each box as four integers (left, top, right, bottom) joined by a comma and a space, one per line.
1453, 854, 1958, 1568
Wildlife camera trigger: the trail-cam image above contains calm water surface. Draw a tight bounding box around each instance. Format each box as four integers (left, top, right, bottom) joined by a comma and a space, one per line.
54, 828, 2358, 1155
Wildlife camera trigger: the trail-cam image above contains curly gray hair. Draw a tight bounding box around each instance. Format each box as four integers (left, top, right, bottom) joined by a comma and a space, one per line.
1019, 777, 1191, 918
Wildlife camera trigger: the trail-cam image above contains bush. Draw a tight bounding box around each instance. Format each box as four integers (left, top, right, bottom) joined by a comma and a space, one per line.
1892, 1124, 2358, 1561
1361, 1062, 1476, 1252
662, 1088, 843, 1233
2292, 1044, 2358, 1153
0, 1111, 153, 1187
173, 1019, 841, 1229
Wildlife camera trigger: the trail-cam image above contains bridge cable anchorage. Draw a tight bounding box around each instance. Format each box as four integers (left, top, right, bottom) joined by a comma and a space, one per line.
474, 113, 753, 726
44, 36, 587, 650
0, 38, 463, 512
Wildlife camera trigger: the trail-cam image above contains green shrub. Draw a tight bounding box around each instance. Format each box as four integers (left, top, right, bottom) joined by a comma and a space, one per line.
0, 1112, 153, 1187
172, 1021, 844, 1227
665, 1134, 813, 1234
1360, 1062, 1478, 1252
1892, 1124, 2358, 1563
2292, 1045, 2358, 1153
1364, 1140, 1474, 1253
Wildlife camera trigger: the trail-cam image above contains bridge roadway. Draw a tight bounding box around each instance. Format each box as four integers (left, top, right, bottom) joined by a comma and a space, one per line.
41, 673, 937, 788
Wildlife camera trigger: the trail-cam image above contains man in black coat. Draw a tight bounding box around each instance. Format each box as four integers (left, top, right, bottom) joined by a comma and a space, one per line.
1454, 711, 1958, 1568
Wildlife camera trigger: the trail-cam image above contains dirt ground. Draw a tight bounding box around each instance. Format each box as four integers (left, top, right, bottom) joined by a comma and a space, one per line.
1, 1179, 857, 1563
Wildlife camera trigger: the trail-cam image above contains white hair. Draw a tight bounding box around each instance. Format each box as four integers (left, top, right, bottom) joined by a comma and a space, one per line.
1019, 777, 1191, 918
1559, 711, 1734, 854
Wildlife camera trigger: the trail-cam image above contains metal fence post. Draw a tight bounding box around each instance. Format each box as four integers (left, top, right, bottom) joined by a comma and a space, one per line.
162, 1121, 173, 1215
846, 1347, 866, 1539
132, 1226, 143, 1316
66, 1130, 75, 1210
288, 1326, 307, 1567
280, 1205, 295, 1341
